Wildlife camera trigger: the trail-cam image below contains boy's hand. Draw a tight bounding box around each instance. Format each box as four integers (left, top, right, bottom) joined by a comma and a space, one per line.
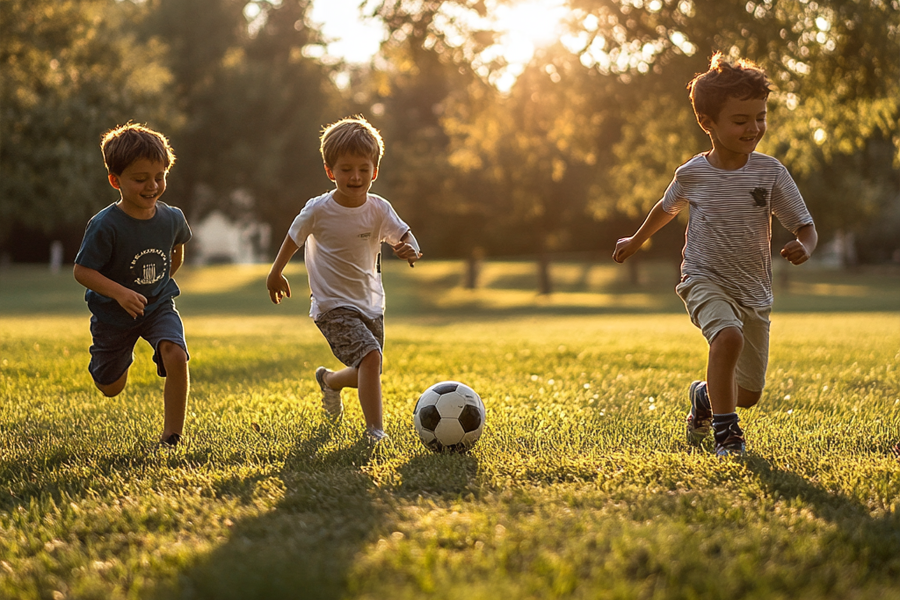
613, 237, 639, 263
115, 289, 148, 319
391, 241, 422, 268
780, 240, 811, 265
267, 272, 292, 304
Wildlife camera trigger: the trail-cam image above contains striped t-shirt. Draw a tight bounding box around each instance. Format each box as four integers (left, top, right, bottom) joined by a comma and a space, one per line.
662, 152, 813, 308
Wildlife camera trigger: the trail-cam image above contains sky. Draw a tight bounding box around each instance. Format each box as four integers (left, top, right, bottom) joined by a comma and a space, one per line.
309, 0, 385, 65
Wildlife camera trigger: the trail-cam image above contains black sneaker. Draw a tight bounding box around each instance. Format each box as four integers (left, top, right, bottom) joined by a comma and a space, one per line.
714, 422, 746, 458
160, 433, 182, 447
685, 380, 712, 445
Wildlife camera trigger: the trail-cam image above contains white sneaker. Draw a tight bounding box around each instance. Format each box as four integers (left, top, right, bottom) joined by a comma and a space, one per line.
315, 367, 343, 418
364, 427, 389, 445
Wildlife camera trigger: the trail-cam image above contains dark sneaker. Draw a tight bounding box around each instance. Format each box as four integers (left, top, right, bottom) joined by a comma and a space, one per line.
315, 367, 343, 418
686, 380, 713, 445
714, 422, 746, 458
160, 433, 182, 447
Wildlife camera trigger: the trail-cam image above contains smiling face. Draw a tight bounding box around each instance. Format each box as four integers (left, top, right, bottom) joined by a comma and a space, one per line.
324, 152, 378, 207
109, 158, 168, 219
700, 96, 768, 169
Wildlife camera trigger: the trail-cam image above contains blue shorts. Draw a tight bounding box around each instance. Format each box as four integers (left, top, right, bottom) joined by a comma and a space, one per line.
88, 300, 189, 385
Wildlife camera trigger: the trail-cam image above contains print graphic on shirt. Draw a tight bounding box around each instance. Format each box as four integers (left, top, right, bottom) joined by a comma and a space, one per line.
130, 248, 168, 285
358, 232, 372, 239
750, 187, 768, 207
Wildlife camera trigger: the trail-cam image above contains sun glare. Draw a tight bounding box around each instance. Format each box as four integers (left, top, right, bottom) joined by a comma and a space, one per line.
481, 0, 569, 91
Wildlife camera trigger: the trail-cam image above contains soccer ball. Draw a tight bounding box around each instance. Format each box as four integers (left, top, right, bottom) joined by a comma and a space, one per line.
413, 381, 485, 452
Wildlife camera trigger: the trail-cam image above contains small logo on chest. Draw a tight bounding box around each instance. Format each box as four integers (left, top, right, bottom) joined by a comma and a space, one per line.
750, 187, 768, 207
358, 232, 372, 239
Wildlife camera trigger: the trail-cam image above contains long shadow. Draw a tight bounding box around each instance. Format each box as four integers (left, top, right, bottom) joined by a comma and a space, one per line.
743, 456, 900, 572
146, 424, 389, 600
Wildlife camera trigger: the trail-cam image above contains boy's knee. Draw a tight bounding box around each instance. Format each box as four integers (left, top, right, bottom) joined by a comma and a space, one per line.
159, 341, 188, 366
737, 387, 762, 409
96, 372, 127, 397
712, 326, 744, 350
359, 349, 382, 369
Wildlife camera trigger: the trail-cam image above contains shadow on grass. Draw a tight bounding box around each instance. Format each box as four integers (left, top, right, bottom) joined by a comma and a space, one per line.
744, 456, 900, 571
145, 424, 389, 600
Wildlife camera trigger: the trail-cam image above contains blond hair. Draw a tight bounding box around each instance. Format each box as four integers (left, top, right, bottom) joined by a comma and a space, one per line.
319, 116, 384, 168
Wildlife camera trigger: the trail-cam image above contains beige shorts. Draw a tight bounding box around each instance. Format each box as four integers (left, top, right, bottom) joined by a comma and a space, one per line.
675, 277, 771, 392
314, 307, 384, 369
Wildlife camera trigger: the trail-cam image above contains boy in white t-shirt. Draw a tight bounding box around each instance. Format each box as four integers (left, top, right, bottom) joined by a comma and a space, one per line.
266, 116, 422, 443
613, 53, 817, 457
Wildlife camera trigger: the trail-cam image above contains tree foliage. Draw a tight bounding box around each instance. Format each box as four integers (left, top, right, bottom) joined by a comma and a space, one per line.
0, 0, 177, 241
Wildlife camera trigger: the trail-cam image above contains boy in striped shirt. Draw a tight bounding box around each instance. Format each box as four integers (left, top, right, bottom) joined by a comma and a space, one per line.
613, 53, 818, 457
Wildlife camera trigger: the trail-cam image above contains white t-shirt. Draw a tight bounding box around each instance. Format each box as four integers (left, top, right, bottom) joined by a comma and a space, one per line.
662, 152, 813, 308
288, 191, 410, 319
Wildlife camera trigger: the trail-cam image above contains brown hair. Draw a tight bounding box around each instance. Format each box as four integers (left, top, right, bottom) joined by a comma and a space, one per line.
100, 122, 176, 175
319, 115, 384, 168
688, 53, 772, 124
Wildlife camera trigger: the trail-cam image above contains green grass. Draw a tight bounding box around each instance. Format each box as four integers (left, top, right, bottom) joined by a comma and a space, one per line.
1, 260, 899, 599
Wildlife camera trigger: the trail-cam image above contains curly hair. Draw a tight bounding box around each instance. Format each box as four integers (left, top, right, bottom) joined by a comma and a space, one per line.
100, 122, 175, 175
319, 115, 384, 168
688, 53, 772, 123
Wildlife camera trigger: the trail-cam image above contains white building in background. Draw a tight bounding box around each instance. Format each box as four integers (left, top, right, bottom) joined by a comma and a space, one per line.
190, 210, 271, 265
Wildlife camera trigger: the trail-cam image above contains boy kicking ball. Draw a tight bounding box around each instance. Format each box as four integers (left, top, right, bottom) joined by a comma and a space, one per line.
613, 53, 817, 457
266, 116, 421, 444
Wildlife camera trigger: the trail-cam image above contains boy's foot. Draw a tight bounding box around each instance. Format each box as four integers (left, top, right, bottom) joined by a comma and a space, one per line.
685, 380, 713, 445
315, 367, 343, 418
159, 433, 182, 447
364, 427, 389, 446
714, 422, 746, 458
892, 442, 900, 461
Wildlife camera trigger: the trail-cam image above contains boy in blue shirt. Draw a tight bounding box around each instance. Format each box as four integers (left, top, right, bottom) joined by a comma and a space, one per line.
266, 116, 421, 444
614, 54, 817, 457
74, 123, 192, 447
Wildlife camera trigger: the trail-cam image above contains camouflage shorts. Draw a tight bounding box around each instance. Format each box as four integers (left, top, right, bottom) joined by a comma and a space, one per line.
314, 307, 384, 368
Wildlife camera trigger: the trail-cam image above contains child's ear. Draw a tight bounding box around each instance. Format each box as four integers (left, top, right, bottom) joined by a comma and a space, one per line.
371, 166, 378, 181
323, 163, 335, 182
108, 174, 121, 190
697, 113, 715, 133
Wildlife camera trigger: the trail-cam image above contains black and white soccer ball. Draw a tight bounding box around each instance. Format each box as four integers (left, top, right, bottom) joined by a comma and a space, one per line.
413, 381, 485, 452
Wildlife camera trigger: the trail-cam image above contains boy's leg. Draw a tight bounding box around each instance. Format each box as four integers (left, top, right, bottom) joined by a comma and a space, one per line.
357, 350, 383, 431
706, 326, 743, 415
321, 351, 383, 430
88, 317, 139, 397
158, 340, 189, 442
314, 309, 384, 431
96, 370, 129, 397
144, 303, 190, 444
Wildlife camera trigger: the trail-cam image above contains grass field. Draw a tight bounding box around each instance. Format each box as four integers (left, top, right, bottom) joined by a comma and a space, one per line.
1, 260, 899, 599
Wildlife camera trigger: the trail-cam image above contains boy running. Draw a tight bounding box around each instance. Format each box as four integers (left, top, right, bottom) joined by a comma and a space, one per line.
266, 116, 421, 443
613, 53, 817, 457
74, 123, 192, 447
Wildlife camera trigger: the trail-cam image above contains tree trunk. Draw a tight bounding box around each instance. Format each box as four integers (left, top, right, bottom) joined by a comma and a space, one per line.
464, 247, 483, 289
537, 246, 552, 295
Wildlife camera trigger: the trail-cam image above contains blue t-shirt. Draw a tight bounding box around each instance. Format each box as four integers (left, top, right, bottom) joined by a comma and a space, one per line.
75, 202, 192, 328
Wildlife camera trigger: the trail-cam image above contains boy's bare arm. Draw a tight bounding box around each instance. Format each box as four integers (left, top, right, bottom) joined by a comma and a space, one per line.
613, 200, 676, 263
781, 223, 818, 265
266, 234, 300, 304
73, 264, 147, 318
171, 244, 185, 275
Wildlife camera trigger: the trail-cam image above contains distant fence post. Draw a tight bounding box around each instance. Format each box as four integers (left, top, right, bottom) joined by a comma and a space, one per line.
49, 241, 64, 274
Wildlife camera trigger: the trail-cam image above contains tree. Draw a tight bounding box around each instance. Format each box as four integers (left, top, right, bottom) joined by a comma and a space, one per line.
0, 0, 177, 246
138, 0, 342, 250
